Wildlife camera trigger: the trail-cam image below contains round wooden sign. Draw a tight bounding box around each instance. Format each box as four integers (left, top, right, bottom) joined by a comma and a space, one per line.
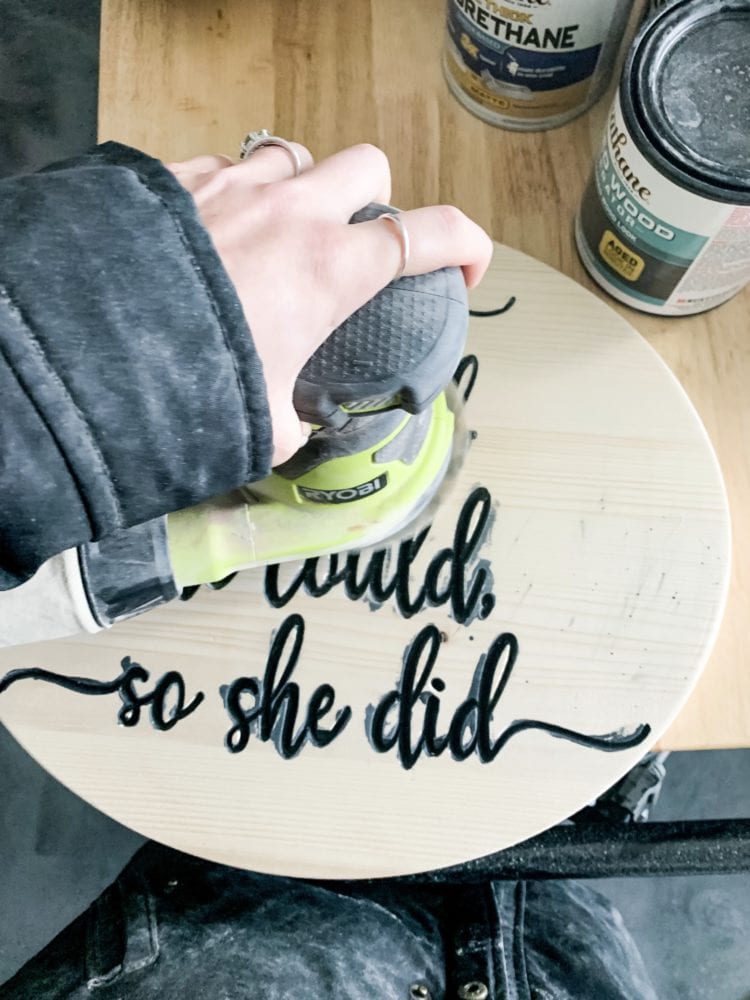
0, 245, 730, 879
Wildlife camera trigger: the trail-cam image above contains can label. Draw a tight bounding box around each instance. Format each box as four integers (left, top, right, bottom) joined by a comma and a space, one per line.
444, 0, 625, 125
577, 94, 750, 314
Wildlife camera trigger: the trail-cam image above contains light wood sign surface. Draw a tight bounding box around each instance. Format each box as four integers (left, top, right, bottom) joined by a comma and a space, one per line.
94, 0, 750, 752
0, 247, 730, 878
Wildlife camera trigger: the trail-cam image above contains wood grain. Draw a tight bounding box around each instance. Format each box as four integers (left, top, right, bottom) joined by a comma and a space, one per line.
0, 246, 729, 876
97, 0, 750, 752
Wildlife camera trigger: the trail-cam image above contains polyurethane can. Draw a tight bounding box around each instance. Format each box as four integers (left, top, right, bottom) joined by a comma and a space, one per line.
443, 0, 636, 131
576, 0, 750, 316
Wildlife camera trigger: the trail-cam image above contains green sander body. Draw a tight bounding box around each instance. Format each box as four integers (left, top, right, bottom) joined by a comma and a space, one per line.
168, 205, 470, 588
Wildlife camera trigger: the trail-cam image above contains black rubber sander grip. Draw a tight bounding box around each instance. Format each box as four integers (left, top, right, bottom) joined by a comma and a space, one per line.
293, 203, 469, 428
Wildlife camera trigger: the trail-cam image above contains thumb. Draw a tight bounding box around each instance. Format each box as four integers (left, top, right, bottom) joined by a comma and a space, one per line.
271, 403, 312, 467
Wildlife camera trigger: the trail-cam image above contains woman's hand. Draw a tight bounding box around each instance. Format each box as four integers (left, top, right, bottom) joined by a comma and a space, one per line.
169, 143, 493, 466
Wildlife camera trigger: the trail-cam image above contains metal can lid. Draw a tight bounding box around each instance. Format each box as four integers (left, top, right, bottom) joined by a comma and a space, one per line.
623, 0, 750, 203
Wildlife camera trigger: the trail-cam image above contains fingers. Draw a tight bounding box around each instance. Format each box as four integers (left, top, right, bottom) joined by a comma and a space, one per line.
237, 140, 314, 183
169, 143, 389, 211
344, 205, 494, 303
271, 405, 312, 466
167, 140, 314, 189
167, 154, 234, 176
296, 144, 392, 220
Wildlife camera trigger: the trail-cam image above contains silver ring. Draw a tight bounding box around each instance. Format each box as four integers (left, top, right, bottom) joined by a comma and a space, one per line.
380, 212, 410, 281
239, 129, 302, 177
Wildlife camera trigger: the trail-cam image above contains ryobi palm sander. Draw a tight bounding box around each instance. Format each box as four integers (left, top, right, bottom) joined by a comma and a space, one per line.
166, 204, 470, 591
48, 204, 470, 637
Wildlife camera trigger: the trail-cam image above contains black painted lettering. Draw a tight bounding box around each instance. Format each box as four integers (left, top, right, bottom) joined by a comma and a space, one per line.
449, 487, 496, 624
368, 625, 443, 769
367, 630, 651, 770
448, 698, 479, 760
422, 677, 450, 757
0, 657, 204, 733
264, 488, 496, 626
222, 615, 351, 758
149, 670, 204, 731
452, 353, 480, 402
307, 684, 352, 748
224, 676, 261, 753
475, 633, 518, 761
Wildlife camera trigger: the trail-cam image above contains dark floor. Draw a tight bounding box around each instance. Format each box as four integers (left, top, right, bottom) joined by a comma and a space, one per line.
1, 1, 750, 995
593, 751, 750, 1000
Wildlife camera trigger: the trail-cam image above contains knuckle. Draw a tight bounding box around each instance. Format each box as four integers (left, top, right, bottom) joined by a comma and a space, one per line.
472, 223, 494, 265
435, 204, 467, 240
354, 142, 390, 174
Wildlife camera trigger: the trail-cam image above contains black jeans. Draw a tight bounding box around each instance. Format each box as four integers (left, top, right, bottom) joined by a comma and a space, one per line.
1, 842, 657, 1000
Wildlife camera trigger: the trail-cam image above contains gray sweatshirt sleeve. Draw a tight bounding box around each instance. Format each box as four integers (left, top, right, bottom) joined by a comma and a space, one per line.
0, 142, 273, 592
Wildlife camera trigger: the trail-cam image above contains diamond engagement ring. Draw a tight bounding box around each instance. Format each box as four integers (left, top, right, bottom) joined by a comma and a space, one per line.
239, 129, 303, 176
380, 212, 410, 281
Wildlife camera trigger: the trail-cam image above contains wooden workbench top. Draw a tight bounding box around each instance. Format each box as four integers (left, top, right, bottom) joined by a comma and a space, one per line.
98, 0, 750, 751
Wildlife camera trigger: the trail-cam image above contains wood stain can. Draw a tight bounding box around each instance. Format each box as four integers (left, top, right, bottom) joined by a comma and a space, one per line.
576, 0, 750, 315
443, 0, 636, 131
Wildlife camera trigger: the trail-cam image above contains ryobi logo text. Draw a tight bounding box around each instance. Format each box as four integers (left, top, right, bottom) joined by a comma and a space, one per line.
298, 475, 388, 505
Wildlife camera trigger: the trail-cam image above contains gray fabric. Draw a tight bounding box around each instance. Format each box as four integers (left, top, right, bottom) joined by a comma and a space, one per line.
0, 143, 273, 590
0, 6, 149, 986
0, 0, 98, 179
519, 882, 659, 1000
0, 844, 659, 1000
